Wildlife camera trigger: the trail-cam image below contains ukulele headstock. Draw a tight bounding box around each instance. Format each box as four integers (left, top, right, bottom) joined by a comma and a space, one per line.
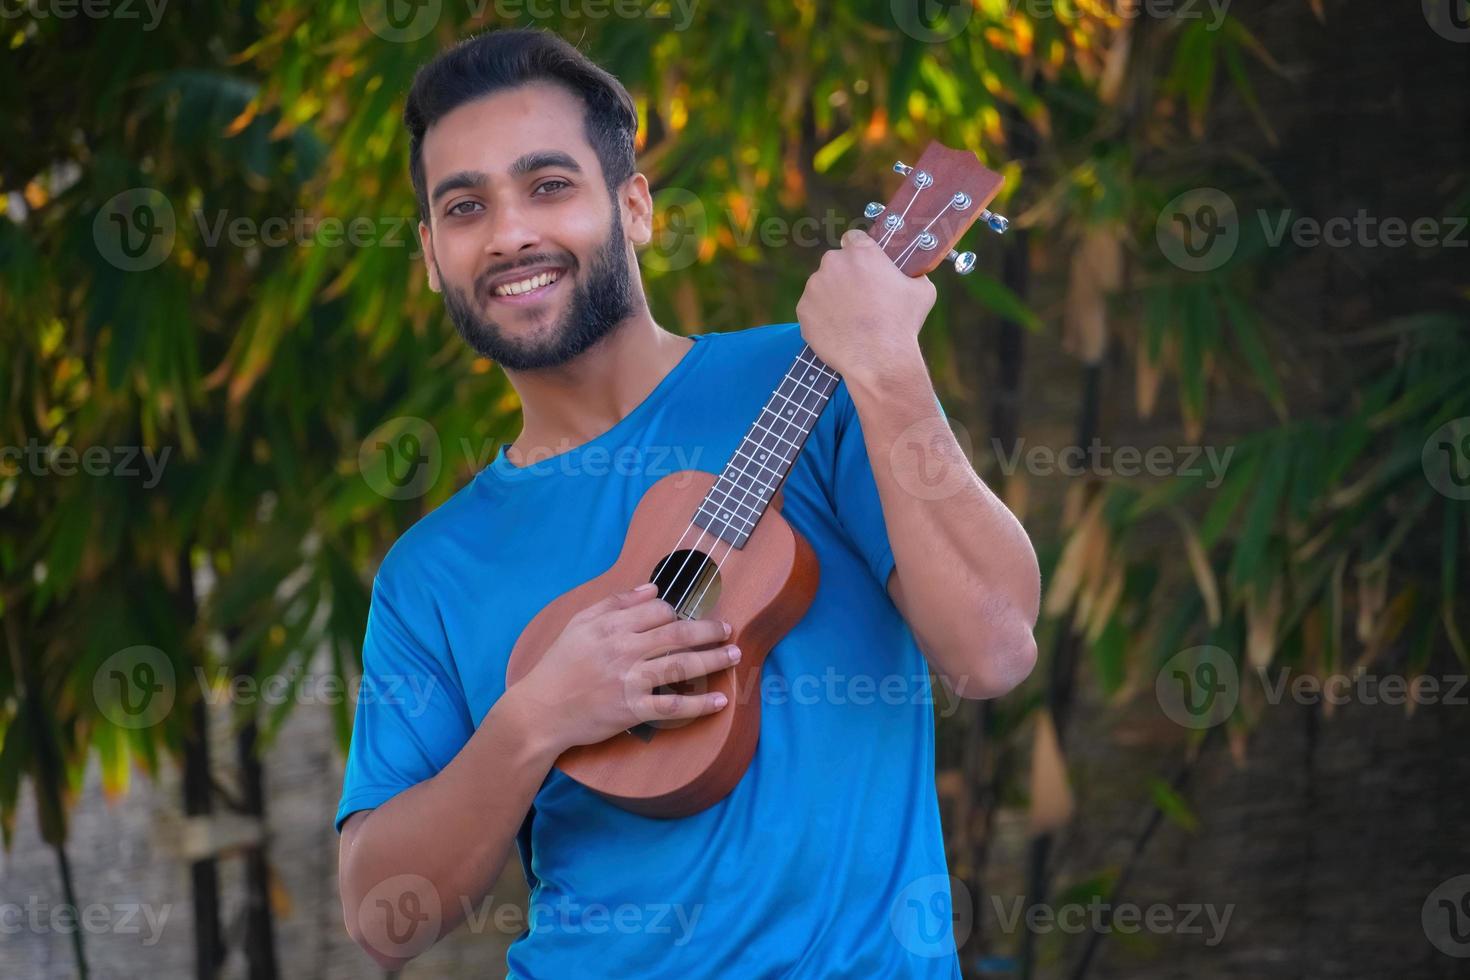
863, 141, 1007, 278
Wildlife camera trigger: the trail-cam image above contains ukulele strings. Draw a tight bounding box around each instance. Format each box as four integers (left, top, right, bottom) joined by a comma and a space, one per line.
652, 174, 934, 632
655, 337, 840, 625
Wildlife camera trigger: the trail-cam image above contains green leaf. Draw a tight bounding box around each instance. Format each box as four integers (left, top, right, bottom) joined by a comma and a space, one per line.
1149, 777, 1199, 833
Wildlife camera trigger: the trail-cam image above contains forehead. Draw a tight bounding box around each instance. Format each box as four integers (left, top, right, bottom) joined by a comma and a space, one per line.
420, 80, 602, 183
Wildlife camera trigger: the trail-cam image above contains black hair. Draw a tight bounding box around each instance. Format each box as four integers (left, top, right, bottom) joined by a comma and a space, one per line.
404, 28, 638, 223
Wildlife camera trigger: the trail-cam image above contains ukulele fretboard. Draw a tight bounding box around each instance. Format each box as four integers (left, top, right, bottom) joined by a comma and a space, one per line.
693, 344, 841, 548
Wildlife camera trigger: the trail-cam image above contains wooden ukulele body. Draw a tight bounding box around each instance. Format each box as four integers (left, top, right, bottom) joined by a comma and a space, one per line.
504, 469, 820, 818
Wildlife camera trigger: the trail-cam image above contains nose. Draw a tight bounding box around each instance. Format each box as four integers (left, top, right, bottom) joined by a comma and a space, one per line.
483, 198, 540, 258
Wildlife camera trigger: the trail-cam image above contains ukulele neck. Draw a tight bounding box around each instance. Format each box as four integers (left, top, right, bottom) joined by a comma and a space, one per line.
692, 344, 840, 548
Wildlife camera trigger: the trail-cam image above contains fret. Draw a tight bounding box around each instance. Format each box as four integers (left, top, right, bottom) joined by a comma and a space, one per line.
692, 343, 842, 548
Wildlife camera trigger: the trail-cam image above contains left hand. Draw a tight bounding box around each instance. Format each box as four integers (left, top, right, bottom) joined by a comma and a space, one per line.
795, 227, 938, 384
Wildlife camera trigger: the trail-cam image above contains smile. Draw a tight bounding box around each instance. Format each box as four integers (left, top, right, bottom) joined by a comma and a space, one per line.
491, 268, 564, 300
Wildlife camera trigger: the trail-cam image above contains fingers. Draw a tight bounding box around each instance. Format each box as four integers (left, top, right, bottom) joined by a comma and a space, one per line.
637, 615, 731, 658
583, 583, 660, 620
634, 644, 741, 689
638, 689, 730, 724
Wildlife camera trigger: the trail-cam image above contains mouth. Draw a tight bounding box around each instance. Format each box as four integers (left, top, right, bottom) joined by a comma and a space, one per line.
485, 266, 567, 306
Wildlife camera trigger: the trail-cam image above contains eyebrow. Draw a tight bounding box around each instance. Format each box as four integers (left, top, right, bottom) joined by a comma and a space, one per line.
429, 150, 584, 206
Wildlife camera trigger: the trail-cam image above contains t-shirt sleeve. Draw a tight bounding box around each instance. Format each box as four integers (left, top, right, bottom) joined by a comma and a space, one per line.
335, 564, 475, 832
826, 378, 947, 593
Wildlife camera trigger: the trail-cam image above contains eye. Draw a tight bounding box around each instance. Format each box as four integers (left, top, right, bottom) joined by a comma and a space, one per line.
535, 178, 571, 195
446, 199, 483, 217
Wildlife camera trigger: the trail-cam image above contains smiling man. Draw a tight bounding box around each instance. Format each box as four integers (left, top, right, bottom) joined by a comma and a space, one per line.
335, 28, 1040, 977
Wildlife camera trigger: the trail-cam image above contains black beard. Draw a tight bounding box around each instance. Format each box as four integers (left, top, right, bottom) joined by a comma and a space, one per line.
438, 207, 633, 372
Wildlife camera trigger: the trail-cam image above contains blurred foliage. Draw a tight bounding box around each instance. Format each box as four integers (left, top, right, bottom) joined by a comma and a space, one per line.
0, 0, 1466, 973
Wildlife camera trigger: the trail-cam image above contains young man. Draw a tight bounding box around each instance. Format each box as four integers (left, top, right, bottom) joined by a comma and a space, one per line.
336, 28, 1040, 977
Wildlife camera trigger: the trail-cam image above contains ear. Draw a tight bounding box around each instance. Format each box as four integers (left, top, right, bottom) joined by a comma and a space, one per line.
419, 220, 441, 293
621, 172, 654, 247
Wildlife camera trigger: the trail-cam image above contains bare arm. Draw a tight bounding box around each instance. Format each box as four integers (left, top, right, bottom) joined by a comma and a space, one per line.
336, 585, 734, 969
337, 685, 557, 969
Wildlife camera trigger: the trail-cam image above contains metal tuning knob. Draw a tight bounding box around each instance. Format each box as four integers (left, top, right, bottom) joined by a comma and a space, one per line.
893, 161, 914, 176
981, 209, 1009, 234
947, 249, 977, 274
864, 201, 886, 219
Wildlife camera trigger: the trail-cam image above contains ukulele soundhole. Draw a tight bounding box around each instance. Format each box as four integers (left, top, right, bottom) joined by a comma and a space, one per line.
649, 548, 723, 620
625, 549, 725, 742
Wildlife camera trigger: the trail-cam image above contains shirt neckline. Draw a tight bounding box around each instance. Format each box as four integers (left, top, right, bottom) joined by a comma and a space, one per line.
482, 332, 714, 484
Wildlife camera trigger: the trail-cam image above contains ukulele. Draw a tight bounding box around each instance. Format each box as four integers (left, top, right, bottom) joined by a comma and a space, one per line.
504, 142, 1008, 818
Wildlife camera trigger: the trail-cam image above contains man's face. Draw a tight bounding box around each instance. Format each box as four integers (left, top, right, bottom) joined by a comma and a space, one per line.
417, 81, 652, 371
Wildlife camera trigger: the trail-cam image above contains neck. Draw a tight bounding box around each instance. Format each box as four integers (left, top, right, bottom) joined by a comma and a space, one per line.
501, 306, 693, 466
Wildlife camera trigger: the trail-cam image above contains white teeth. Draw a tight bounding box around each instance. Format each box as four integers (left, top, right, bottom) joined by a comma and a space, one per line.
494, 270, 561, 296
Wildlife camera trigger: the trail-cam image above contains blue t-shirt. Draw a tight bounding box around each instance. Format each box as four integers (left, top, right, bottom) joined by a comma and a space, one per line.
337, 322, 962, 977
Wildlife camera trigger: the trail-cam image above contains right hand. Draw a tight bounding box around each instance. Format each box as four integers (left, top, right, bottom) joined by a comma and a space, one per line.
511, 585, 739, 752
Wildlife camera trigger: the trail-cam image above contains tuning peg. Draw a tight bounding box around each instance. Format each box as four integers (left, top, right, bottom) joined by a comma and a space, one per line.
864, 201, 886, 219
981, 209, 1009, 234
893, 161, 914, 176
947, 249, 977, 275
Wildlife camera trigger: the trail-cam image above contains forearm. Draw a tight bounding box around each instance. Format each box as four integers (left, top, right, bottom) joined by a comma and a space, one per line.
339, 685, 559, 968
844, 343, 1041, 697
